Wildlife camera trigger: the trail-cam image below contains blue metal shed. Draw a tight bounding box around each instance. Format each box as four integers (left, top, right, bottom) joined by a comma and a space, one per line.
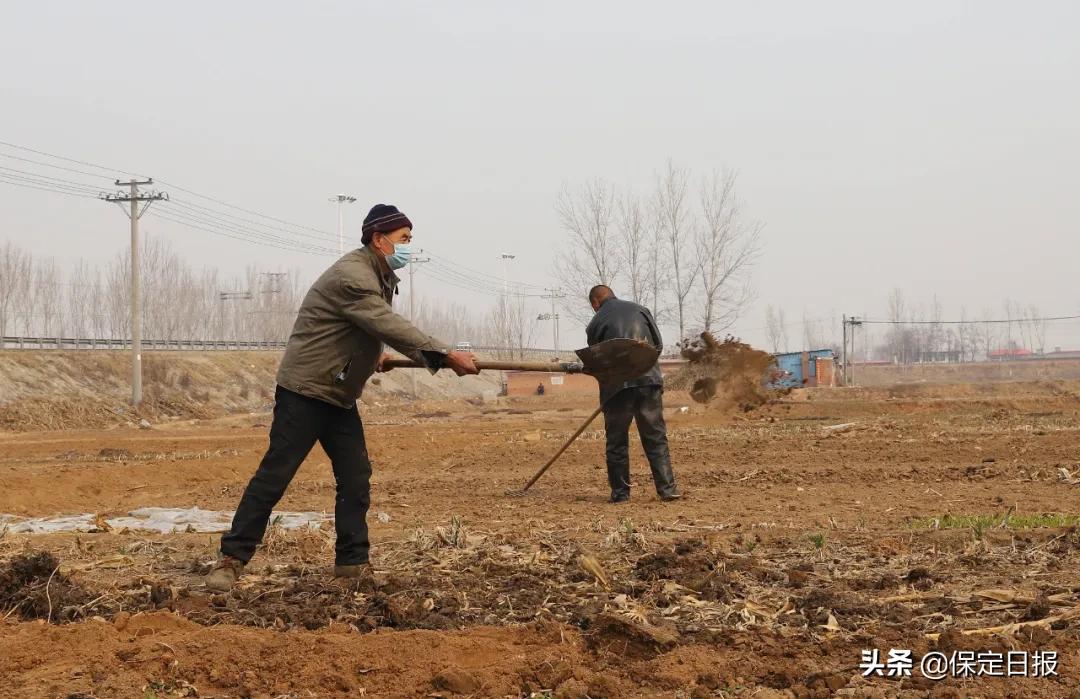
770, 349, 835, 388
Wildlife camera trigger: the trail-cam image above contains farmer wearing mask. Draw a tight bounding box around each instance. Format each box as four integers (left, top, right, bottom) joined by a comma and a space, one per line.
586, 284, 681, 503
206, 204, 479, 590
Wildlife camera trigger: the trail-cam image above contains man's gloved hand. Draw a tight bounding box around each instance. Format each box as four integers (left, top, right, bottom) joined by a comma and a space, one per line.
375, 352, 393, 372
444, 351, 480, 376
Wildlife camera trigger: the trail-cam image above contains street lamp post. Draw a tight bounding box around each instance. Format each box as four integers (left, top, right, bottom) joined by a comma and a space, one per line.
329, 194, 357, 255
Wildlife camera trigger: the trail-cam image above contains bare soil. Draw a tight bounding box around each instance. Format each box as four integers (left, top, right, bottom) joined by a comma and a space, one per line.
2, 380, 1080, 697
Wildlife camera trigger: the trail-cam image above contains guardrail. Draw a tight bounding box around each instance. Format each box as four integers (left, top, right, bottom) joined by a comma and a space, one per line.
0, 337, 689, 362
0, 337, 288, 351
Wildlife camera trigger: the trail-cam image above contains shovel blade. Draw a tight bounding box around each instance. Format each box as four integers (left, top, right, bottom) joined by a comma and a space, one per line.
575, 338, 660, 385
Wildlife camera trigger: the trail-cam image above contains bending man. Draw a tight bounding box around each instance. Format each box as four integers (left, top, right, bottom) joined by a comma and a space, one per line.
586, 285, 681, 503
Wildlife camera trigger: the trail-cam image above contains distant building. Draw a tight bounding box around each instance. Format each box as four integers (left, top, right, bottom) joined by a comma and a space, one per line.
988, 348, 1033, 360
1044, 349, 1080, 360
916, 349, 962, 363
769, 349, 836, 388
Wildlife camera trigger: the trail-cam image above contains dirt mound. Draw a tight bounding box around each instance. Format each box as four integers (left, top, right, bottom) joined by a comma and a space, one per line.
0, 350, 501, 431
635, 538, 731, 601
0, 551, 93, 621
667, 333, 779, 410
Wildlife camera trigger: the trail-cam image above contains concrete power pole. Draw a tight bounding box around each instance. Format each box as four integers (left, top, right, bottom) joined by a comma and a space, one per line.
540, 288, 566, 353
842, 314, 848, 386
101, 179, 167, 407
407, 251, 431, 398
329, 194, 357, 256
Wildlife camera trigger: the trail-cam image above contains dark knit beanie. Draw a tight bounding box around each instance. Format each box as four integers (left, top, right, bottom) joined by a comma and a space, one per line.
361, 204, 413, 244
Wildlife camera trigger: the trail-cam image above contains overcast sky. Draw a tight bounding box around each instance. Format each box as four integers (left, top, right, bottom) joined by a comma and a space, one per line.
2, 1, 1078, 350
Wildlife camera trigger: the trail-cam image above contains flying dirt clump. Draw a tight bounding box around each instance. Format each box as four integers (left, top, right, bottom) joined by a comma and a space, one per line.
667, 333, 781, 410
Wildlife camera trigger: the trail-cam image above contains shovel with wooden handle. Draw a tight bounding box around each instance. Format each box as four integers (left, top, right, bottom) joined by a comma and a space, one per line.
379, 338, 662, 495
379, 337, 660, 386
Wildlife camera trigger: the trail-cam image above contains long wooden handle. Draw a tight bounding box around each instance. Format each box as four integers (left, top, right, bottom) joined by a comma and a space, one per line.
381, 357, 582, 373
520, 404, 605, 492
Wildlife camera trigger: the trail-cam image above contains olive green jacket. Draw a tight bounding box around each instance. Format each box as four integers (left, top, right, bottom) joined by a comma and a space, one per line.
276, 246, 449, 408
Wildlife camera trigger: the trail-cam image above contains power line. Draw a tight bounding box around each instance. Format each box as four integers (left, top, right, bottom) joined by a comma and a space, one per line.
156, 201, 339, 253
0, 138, 339, 242
0, 139, 141, 179
150, 210, 336, 256
0, 139, 557, 303
422, 264, 546, 298
155, 179, 337, 238
424, 257, 544, 297
425, 249, 545, 290
0, 152, 121, 181
0, 166, 105, 193
0, 174, 99, 199
166, 197, 340, 245
856, 315, 1080, 325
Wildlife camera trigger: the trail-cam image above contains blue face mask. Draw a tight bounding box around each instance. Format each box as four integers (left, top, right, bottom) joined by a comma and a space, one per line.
386, 242, 412, 270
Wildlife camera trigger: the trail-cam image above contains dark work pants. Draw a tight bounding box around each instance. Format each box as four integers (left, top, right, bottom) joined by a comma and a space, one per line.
603, 385, 677, 498
221, 386, 372, 566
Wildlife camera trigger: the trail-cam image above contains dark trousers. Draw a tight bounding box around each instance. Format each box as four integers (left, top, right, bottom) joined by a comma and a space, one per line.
603, 385, 677, 498
221, 386, 372, 566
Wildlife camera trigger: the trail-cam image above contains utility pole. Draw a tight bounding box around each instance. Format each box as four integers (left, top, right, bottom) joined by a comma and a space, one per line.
329, 194, 357, 256
258, 272, 288, 344
842, 314, 848, 386
498, 253, 516, 390
842, 316, 863, 386
500, 253, 516, 299
540, 287, 566, 353
101, 179, 167, 407
406, 250, 431, 399
259, 272, 287, 295
219, 291, 254, 344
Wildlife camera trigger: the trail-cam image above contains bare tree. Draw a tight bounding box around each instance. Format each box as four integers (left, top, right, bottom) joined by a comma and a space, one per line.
66, 260, 98, 340
1027, 305, 1047, 354
765, 305, 788, 353
412, 297, 487, 348
15, 250, 36, 336
646, 207, 671, 325
694, 170, 761, 333
554, 179, 620, 323
35, 258, 63, 338
803, 310, 826, 351
654, 161, 697, 341
487, 294, 537, 359
0, 241, 31, 341
616, 189, 652, 311
957, 307, 983, 362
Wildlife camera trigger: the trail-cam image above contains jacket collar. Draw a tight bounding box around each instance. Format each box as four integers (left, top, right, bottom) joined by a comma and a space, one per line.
358, 245, 400, 287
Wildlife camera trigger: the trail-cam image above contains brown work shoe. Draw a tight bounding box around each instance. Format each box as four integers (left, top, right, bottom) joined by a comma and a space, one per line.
333, 563, 375, 581
205, 555, 245, 591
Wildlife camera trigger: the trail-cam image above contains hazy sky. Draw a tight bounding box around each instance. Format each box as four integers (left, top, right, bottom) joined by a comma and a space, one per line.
3, 1, 1078, 350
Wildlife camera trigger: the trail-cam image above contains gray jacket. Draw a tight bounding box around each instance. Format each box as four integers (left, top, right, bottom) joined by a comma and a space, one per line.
276, 246, 449, 408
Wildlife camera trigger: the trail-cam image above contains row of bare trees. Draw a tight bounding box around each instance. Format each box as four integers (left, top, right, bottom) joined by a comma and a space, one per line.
0, 238, 303, 344
1, 238, 543, 356
761, 290, 1060, 363
554, 161, 762, 343
404, 292, 540, 359
875, 292, 1054, 363
858, 290, 1054, 364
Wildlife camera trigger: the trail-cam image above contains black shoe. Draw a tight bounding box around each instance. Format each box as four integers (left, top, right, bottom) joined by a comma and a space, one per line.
610, 493, 630, 504
658, 490, 683, 502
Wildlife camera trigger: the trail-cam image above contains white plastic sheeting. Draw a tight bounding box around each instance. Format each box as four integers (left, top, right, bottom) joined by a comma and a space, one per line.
0, 507, 332, 534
